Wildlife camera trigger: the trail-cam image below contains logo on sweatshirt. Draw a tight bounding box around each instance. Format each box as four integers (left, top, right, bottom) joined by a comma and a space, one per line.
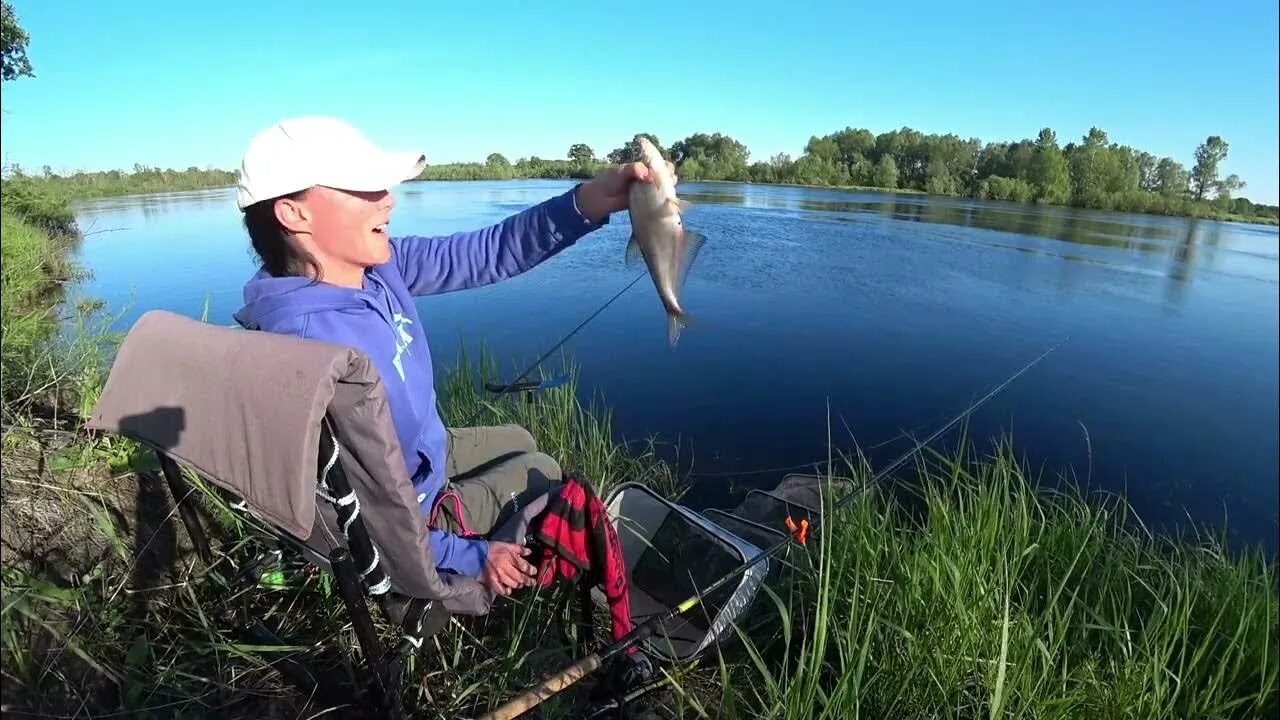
390, 312, 414, 381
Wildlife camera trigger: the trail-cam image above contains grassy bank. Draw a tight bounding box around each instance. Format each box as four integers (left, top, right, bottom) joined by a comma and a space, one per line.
0, 352, 679, 718
1, 344, 1275, 717
0, 187, 114, 428
704, 440, 1277, 719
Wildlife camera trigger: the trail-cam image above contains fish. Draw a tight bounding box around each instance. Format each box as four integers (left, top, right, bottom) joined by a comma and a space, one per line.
626, 135, 706, 348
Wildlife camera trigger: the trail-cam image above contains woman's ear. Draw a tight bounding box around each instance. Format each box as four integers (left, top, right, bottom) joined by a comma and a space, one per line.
273, 193, 311, 235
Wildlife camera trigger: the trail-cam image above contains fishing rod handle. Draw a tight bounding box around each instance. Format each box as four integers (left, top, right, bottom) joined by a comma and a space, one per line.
478, 653, 603, 720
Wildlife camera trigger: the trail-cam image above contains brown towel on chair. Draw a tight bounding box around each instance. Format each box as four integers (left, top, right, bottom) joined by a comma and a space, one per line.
85, 309, 492, 615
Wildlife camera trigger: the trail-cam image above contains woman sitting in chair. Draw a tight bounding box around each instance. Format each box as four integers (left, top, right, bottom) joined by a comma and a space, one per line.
231, 116, 674, 598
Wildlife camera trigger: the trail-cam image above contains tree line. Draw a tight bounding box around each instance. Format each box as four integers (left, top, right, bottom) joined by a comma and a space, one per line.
421, 128, 1277, 223
7, 130, 1272, 225
2, 164, 239, 201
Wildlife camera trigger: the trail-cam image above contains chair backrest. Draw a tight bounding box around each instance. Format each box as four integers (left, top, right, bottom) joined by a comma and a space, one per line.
83, 309, 492, 616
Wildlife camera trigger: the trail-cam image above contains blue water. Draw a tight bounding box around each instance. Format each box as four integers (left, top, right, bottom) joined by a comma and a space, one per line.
68, 180, 1280, 553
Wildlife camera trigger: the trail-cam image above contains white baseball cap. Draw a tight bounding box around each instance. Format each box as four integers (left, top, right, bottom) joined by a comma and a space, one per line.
236, 116, 427, 210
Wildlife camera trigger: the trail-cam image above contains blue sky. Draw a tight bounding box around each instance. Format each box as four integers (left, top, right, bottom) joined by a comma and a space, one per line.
3, 0, 1277, 203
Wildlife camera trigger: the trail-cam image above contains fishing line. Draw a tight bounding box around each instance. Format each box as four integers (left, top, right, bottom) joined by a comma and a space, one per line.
685, 422, 946, 478
683, 385, 1011, 479
476, 336, 1067, 720
490, 270, 647, 396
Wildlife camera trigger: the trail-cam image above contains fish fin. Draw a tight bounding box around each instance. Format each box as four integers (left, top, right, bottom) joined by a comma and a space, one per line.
625, 233, 643, 267
675, 229, 708, 291
667, 311, 694, 349
667, 197, 693, 212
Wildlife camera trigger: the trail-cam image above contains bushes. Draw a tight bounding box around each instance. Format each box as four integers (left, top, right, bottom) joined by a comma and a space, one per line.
978, 176, 1036, 203
0, 177, 77, 237
0, 184, 112, 424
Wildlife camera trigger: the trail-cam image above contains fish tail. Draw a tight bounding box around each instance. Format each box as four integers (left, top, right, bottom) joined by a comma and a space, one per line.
667, 310, 695, 349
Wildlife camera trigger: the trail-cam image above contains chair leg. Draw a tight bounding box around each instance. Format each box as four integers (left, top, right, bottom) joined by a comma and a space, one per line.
242, 618, 350, 704
332, 548, 402, 720
157, 451, 213, 565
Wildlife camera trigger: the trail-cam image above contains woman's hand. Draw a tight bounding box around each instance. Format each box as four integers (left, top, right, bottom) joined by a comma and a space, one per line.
575, 160, 679, 223
480, 540, 538, 596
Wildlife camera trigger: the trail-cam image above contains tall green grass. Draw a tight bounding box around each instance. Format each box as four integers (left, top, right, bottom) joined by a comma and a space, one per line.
700, 440, 1278, 720
436, 348, 678, 499
0, 179, 78, 236
0, 193, 116, 427
3, 356, 1273, 718
0, 352, 675, 718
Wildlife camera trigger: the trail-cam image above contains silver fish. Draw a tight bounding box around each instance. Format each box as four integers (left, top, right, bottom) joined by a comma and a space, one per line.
626, 135, 706, 347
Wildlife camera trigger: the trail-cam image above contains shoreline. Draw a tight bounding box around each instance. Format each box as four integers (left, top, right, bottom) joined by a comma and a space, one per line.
6, 169, 1276, 226
415, 176, 1280, 227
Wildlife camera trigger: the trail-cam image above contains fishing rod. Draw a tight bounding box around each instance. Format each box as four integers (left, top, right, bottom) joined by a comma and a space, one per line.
488, 154, 689, 397
476, 337, 1067, 720
487, 270, 647, 397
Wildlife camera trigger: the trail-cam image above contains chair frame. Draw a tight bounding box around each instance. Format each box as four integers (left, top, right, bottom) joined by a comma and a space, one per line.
144, 375, 571, 719
151, 415, 440, 720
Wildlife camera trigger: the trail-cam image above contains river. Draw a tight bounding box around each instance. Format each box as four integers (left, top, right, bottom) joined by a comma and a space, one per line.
68, 180, 1280, 553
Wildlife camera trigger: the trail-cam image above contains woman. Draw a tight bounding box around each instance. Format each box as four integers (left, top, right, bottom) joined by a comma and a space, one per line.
231, 116, 672, 597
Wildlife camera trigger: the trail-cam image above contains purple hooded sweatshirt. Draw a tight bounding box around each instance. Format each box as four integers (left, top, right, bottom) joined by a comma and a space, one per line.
233, 187, 608, 577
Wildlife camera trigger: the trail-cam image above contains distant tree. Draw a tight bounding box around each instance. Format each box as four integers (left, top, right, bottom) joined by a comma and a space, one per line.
789, 154, 840, 186
1006, 141, 1036, 181
567, 143, 594, 164
486, 152, 510, 167
925, 158, 958, 195
1030, 129, 1071, 204
1, 0, 33, 82
1154, 158, 1189, 197
762, 153, 794, 183
1135, 151, 1158, 192
1191, 136, 1229, 201
667, 132, 750, 180
983, 176, 1035, 203
1216, 174, 1245, 201
804, 135, 839, 163
833, 128, 876, 168
872, 155, 898, 189
606, 134, 661, 164
1068, 127, 1121, 206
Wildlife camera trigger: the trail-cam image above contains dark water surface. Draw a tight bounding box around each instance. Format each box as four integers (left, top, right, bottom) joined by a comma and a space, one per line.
68, 180, 1280, 553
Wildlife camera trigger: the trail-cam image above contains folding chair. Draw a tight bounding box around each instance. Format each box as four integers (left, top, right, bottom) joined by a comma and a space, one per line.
84, 310, 499, 719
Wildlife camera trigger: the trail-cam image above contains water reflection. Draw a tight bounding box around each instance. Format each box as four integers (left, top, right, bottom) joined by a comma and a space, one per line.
684, 185, 748, 206
67, 180, 1280, 555
678, 182, 1278, 290
77, 188, 234, 215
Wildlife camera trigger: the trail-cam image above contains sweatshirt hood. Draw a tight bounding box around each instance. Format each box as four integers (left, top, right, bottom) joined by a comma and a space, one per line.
233, 268, 384, 331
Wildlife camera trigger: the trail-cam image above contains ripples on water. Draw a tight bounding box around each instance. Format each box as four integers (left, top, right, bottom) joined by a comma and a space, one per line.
70, 181, 1279, 552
